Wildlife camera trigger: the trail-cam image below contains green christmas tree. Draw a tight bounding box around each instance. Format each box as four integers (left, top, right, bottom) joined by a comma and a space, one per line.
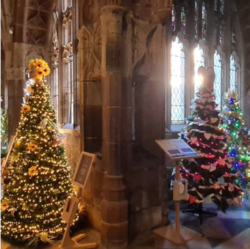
179, 67, 243, 211
219, 90, 250, 195
1, 59, 77, 246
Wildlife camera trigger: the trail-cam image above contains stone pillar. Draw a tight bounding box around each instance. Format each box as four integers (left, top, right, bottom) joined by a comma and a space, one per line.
100, 5, 128, 249
6, 65, 26, 136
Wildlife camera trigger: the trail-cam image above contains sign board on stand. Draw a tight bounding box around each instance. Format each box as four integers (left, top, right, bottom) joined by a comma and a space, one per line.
154, 139, 202, 245
72, 152, 95, 189
155, 139, 199, 159
59, 152, 98, 249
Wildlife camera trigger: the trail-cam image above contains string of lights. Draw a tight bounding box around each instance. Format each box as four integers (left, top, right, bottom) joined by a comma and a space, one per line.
1, 59, 78, 246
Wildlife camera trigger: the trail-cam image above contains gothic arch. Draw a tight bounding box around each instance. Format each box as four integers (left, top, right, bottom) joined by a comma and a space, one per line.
12, 0, 57, 46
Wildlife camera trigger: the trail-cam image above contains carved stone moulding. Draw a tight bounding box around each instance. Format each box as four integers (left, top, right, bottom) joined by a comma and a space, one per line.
26, 28, 47, 46
28, 0, 55, 11
62, 7, 72, 29
27, 9, 48, 29
63, 42, 73, 64
5, 66, 26, 81
52, 48, 59, 69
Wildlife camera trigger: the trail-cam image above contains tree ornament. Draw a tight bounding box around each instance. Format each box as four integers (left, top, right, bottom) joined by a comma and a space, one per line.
193, 174, 202, 181
198, 67, 215, 92
229, 98, 234, 105
210, 117, 218, 124
204, 132, 212, 140
189, 195, 197, 204
28, 166, 38, 177
190, 137, 198, 143
1, 201, 9, 212
21, 105, 31, 114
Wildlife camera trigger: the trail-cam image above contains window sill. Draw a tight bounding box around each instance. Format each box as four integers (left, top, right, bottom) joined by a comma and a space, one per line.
60, 124, 80, 134
171, 124, 185, 133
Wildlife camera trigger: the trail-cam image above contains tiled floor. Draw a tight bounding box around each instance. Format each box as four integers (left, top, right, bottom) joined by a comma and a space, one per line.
129, 200, 250, 249
1, 201, 250, 249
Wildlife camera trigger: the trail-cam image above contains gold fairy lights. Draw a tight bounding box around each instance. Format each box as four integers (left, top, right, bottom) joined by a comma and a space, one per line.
1, 59, 77, 245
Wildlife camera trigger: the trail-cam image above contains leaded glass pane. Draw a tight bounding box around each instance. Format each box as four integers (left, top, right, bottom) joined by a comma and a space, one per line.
219, 24, 224, 45
230, 54, 237, 92
202, 2, 207, 40
171, 38, 185, 124
220, 0, 224, 14
195, 1, 198, 39
194, 44, 205, 95
172, 4, 176, 32
214, 51, 222, 110
232, 30, 236, 49
214, 0, 218, 11
181, 7, 186, 34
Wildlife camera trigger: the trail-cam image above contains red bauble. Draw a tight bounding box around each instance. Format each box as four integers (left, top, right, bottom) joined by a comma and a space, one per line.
189, 195, 197, 204
194, 174, 202, 181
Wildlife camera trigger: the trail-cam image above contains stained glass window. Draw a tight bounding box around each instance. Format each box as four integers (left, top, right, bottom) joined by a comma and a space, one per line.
231, 30, 236, 49
194, 44, 205, 94
202, 2, 207, 40
214, 51, 222, 110
180, 7, 186, 34
230, 54, 238, 92
195, 1, 198, 39
219, 24, 224, 45
172, 4, 176, 32
214, 0, 218, 11
171, 37, 185, 124
220, 0, 224, 14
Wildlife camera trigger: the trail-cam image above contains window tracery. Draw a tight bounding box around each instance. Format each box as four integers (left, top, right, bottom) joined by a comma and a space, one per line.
171, 37, 185, 124
169, 0, 241, 132
214, 50, 222, 109
230, 53, 238, 93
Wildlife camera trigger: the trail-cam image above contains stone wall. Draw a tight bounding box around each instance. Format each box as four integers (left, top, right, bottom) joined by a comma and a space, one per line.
78, 1, 173, 248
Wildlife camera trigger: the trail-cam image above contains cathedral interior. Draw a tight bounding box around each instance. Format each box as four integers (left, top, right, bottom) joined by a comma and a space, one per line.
1, 0, 250, 249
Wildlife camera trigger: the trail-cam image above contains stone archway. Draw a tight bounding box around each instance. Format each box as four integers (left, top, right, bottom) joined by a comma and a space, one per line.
1, 0, 57, 135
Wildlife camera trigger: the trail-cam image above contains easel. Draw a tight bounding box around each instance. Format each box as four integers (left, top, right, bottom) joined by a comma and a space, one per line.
59, 152, 98, 249
154, 139, 202, 245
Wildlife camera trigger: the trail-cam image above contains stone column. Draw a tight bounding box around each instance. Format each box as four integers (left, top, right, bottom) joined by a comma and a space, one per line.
100, 5, 128, 249
6, 65, 26, 136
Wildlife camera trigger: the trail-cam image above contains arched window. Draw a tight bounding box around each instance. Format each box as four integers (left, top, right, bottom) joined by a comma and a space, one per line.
194, 1, 199, 39
194, 44, 205, 94
230, 54, 238, 92
51, 11, 59, 119
214, 50, 223, 109
172, 4, 176, 32
202, 2, 207, 40
167, 0, 242, 132
180, 7, 186, 34
171, 37, 185, 124
62, 2, 73, 124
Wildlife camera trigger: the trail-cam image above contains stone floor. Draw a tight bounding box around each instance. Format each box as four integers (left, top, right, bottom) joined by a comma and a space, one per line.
129, 199, 250, 249
1, 200, 250, 249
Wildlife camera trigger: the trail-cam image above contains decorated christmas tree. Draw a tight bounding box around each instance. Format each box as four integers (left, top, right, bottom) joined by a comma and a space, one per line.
1, 59, 77, 246
179, 67, 243, 211
219, 90, 250, 197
